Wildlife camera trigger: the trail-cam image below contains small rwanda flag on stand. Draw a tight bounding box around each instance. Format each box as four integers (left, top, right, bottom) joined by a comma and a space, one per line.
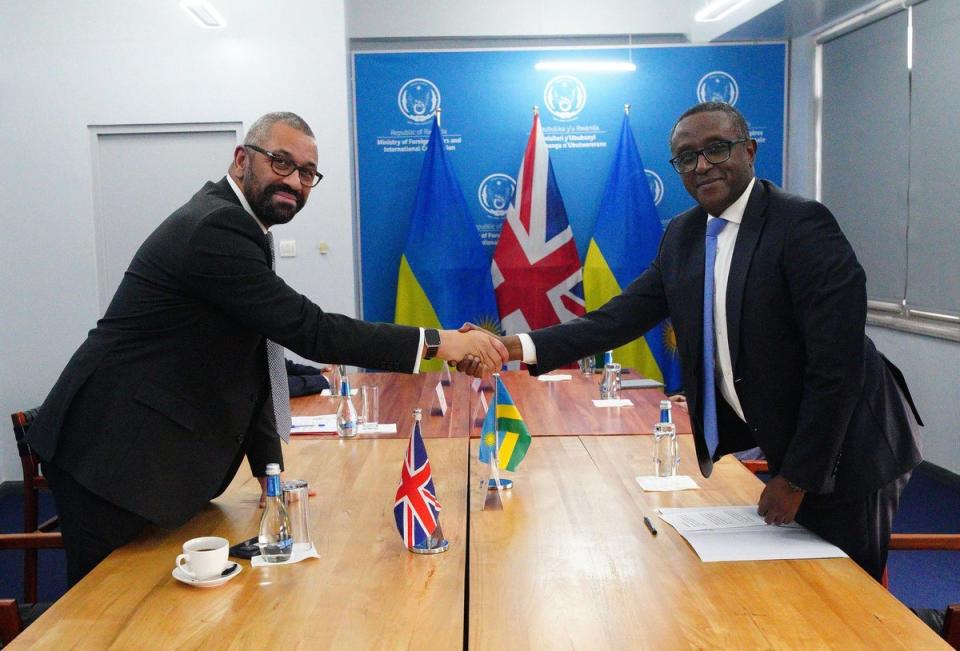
479, 375, 532, 474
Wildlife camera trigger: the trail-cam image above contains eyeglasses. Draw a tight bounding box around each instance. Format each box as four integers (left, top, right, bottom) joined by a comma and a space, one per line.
669, 138, 749, 174
244, 145, 323, 187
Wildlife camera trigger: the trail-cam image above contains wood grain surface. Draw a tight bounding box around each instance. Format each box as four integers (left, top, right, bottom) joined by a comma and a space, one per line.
289, 370, 692, 440
11, 390, 944, 649
468, 435, 948, 650
495, 370, 693, 437
10, 437, 469, 650
290, 371, 474, 439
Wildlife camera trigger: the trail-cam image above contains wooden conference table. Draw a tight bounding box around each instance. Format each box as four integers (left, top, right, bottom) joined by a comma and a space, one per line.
10, 375, 946, 649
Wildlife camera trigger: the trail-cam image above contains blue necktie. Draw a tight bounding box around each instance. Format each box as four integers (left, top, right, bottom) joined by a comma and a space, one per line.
702, 217, 728, 458
265, 232, 292, 444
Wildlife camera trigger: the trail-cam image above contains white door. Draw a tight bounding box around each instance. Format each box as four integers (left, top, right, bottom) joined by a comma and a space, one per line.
90, 123, 241, 313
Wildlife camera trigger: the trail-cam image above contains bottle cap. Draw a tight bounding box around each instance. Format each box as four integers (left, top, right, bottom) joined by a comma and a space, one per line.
660, 400, 672, 409
265, 462, 281, 475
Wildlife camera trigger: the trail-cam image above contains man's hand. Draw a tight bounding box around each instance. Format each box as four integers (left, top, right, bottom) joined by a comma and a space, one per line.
258, 475, 317, 508
453, 322, 523, 376
757, 475, 805, 525
436, 327, 508, 377
667, 394, 688, 412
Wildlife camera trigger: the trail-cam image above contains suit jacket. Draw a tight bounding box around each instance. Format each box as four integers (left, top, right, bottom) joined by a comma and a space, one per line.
529, 180, 922, 502
28, 178, 421, 528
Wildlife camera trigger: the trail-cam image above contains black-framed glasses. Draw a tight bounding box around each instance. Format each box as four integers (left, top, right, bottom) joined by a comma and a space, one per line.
244, 145, 323, 187
669, 138, 749, 174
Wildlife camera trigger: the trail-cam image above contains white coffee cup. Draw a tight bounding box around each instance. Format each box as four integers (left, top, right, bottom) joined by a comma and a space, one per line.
175, 536, 229, 579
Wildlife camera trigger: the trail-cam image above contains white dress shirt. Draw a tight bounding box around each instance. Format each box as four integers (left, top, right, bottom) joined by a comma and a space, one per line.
226, 175, 425, 373
518, 177, 756, 422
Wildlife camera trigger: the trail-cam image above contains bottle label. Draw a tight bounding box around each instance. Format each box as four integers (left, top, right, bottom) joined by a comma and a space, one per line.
267, 475, 282, 497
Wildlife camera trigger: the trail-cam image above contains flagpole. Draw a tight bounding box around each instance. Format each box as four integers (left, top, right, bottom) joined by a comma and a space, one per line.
624, 103, 630, 116
436, 105, 442, 128
487, 373, 513, 492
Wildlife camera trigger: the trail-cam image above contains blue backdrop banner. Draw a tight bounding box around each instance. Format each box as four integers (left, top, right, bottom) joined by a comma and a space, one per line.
354, 43, 786, 324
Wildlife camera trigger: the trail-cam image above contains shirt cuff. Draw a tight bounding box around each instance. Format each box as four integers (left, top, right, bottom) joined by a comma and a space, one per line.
411, 327, 425, 374
517, 333, 537, 364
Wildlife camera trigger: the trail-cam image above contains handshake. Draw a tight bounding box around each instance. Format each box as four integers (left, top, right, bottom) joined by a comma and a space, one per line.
432, 323, 520, 378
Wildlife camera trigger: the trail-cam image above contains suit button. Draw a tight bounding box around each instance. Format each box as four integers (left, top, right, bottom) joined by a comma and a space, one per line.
236, 434, 245, 443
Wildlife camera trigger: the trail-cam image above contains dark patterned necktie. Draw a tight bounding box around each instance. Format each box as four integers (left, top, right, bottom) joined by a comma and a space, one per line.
264, 232, 291, 443
702, 217, 728, 458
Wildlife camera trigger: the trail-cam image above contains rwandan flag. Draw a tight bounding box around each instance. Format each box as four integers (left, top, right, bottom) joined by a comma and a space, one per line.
583, 113, 683, 393
395, 117, 500, 370
478, 376, 531, 471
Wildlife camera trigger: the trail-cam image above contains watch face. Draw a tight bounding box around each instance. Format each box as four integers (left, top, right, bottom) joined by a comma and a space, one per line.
426, 329, 441, 347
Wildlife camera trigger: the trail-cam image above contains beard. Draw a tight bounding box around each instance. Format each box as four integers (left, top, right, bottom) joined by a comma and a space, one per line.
244, 179, 305, 226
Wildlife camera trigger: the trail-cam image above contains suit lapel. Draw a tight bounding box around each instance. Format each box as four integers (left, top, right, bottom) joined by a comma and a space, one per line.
725, 180, 769, 372
210, 177, 272, 260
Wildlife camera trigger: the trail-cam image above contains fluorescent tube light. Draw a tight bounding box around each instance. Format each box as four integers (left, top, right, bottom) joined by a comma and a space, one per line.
180, 1, 226, 28
694, 0, 751, 22
534, 60, 636, 72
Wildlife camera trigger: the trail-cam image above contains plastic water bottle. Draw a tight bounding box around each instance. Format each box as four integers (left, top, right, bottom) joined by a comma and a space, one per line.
336, 376, 358, 439
258, 463, 293, 562
653, 409, 678, 478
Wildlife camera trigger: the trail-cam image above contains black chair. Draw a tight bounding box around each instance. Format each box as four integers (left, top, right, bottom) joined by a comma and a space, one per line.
10, 409, 58, 604
0, 532, 63, 646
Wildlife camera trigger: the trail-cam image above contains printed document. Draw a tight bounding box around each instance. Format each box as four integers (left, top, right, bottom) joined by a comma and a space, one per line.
657, 505, 847, 562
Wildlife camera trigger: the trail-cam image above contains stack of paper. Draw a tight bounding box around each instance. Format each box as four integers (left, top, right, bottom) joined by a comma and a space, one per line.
656, 506, 847, 562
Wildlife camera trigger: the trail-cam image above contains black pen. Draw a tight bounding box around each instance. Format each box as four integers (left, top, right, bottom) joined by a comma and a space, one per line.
643, 515, 658, 536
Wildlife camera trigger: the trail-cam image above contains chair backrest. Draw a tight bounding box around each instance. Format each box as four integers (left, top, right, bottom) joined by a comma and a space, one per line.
9, 409, 54, 605
0, 532, 63, 645
12, 409, 44, 489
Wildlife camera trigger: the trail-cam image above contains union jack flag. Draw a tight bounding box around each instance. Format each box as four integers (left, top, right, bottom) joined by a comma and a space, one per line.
492, 112, 585, 334
393, 419, 442, 548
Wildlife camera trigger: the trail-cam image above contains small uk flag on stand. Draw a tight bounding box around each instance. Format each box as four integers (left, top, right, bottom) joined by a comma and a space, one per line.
394, 409, 448, 554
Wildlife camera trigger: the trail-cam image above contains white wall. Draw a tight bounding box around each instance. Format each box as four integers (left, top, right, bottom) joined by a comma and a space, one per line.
346, 0, 785, 42
0, 0, 357, 484
347, 0, 695, 39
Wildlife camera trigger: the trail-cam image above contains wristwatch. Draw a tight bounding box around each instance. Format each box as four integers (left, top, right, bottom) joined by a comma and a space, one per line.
424, 328, 441, 360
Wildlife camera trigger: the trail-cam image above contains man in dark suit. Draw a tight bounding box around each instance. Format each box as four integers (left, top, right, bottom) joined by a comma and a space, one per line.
467, 102, 922, 580
28, 111, 506, 585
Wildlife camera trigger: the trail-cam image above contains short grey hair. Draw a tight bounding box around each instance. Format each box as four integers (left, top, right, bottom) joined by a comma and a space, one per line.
244, 112, 314, 147
669, 102, 750, 146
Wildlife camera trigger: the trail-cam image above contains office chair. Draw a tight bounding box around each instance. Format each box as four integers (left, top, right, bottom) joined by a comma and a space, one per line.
0, 532, 63, 646
10, 409, 59, 604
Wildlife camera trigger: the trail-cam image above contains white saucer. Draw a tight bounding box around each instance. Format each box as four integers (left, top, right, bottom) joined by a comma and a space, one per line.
172, 562, 242, 588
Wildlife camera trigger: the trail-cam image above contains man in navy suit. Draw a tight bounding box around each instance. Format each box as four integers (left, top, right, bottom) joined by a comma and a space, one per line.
465, 102, 922, 580
29, 112, 506, 585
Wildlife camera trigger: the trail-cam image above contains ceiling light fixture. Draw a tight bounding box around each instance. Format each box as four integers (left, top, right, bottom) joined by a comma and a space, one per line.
180, 0, 226, 29
694, 0, 751, 23
534, 60, 636, 72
